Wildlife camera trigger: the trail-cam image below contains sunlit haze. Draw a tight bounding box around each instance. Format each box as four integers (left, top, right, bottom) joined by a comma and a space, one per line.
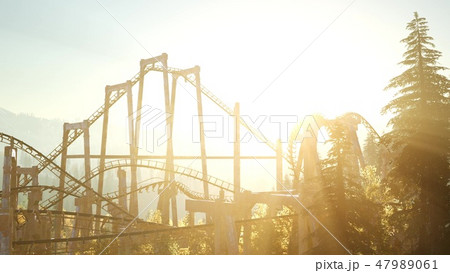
0, 0, 449, 258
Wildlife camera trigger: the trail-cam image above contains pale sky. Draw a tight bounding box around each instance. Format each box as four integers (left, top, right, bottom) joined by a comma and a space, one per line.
1, 0, 449, 125
1, 0, 450, 192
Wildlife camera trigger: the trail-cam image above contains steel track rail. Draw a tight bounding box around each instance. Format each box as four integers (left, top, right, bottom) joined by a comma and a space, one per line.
0, 133, 132, 218
41, 159, 242, 209
13, 213, 298, 246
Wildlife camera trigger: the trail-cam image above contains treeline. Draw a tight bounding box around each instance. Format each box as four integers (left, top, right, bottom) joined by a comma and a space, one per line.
131, 12, 449, 255
297, 12, 449, 255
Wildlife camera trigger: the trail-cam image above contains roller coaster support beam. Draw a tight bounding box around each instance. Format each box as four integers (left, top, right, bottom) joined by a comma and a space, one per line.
185, 192, 238, 254
58, 120, 93, 199
55, 126, 69, 237
135, 54, 170, 223
176, 66, 211, 222
176, 66, 210, 199
135, 53, 169, 153
295, 125, 321, 189
117, 168, 128, 211
288, 211, 319, 254
168, 70, 179, 227
124, 81, 138, 217
16, 166, 41, 211
17, 166, 47, 244
98, 81, 138, 219
233, 103, 241, 201
106, 202, 130, 254
161, 55, 177, 225
276, 139, 283, 190
193, 67, 210, 202
56, 120, 92, 237
0, 146, 17, 254
97, 85, 112, 228
237, 191, 317, 254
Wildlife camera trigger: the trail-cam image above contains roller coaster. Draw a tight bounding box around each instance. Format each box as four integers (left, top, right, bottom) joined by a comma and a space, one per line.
0, 53, 384, 254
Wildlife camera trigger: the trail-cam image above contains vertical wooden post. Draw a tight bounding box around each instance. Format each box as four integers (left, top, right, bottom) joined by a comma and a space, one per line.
27, 166, 41, 211
10, 149, 17, 220
133, 60, 146, 220
135, 53, 167, 153
194, 67, 211, 223
117, 168, 128, 211
168, 74, 178, 227
55, 125, 69, 237
58, 124, 69, 212
82, 120, 92, 211
213, 194, 238, 255
188, 212, 194, 226
125, 81, 139, 217
135, 59, 146, 156
194, 67, 209, 200
233, 102, 240, 201
276, 139, 283, 191
287, 215, 300, 254
58, 121, 94, 236
0, 146, 16, 254
171, 196, 178, 227
242, 210, 252, 254
170, 75, 178, 114
186, 196, 238, 254
10, 147, 17, 252
81, 121, 93, 236
155, 54, 174, 225
97, 87, 111, 225
21, 167, 42, 244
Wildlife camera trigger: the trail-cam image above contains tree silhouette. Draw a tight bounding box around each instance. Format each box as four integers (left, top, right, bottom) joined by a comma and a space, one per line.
308, 118, 381, 254
382, 12, 450, 254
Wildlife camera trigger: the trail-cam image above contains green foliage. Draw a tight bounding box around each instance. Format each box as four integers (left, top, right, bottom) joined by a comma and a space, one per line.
136, 211, 213, 254
360, 166, 399, 253
382, 12, 450, 254
304, 119, 388, 254
243, 204, 295, 254
146, 209, 162, 224
363, 132, 387, 174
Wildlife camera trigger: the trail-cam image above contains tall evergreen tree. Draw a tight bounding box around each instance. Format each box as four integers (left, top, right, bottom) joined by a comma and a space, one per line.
363, 132, 380, 167
310, 118, 380, 254
382, 12, 450, 254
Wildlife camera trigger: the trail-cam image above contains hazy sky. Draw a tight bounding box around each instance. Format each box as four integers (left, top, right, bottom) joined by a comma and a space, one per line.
1, 0, 449, 196
1, 0, 449, 127
1, 0, 450, 154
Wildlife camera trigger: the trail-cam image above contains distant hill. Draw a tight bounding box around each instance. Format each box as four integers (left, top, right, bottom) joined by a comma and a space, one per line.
0, 107, 178, 214
0, 107, 62, 155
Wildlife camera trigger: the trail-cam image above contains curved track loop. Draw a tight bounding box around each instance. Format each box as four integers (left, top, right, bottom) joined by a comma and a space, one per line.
105, 180, 232, 202
4, 180, 230, 206
150, 64, 285, 159
41, 159, 240, 209
339, 112, 383, 141
19, 64, 157, 187
0, 133, 132, 218
17, 209, 137, 223
5, 59, 275, 209
0, 132, 236, 210
10, 185, 81, 198
12, 214, 297, 252
20, 61, 281, 190
287, 112, 386, 166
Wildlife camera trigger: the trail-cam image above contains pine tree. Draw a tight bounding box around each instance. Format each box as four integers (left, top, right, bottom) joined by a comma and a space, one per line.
363, 132, 379, 167
382, 12, 450, 254
310, 118, 380, 254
